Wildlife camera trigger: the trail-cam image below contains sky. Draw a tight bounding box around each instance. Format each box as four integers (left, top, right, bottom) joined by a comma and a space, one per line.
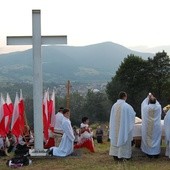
0, 0, 170, 53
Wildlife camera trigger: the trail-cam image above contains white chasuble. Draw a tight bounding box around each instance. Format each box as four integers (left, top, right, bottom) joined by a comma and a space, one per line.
109, 99, 136, 158
50, 117, 75, 157
141, 98, 162, 155
114, 104, 121, 145
146, 108, 155, 147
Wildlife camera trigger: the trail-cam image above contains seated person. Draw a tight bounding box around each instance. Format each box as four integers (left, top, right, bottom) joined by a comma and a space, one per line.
0, 136, 9, 156
74, 117, 95, 152
22, 126, 34, 147
7, 131, 17, 153
73, 126, 79, 144
96, 125, 104, 143
15, 135, 30, 156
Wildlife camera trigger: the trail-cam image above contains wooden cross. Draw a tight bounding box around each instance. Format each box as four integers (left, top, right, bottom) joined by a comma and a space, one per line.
7, 10, 67, 152
66, 80, 71, 109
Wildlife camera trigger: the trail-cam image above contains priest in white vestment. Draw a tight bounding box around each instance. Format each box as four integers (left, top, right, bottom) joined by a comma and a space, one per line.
109, 91, 136, 160
49, 108, 75, 157
141, 94, 162, 157
163, 106, 170, 158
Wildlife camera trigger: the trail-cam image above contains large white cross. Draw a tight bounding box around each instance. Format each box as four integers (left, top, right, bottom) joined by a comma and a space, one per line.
7, 10, 67, 152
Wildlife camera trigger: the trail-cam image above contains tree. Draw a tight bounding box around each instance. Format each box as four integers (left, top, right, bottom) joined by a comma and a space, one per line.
106, 54, 149, 116
69, 92, 85, 126
83, 90, 111, 123
106, 76, 123, 103
147, 51, 170, 105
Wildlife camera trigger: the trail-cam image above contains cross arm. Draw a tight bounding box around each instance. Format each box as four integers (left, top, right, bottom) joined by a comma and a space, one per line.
7, 35, 67, 45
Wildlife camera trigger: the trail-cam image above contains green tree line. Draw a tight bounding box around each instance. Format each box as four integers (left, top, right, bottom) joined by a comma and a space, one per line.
106, 51, 170, 117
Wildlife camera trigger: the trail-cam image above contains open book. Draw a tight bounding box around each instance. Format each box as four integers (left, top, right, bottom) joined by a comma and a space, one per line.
135, 117, 142, 124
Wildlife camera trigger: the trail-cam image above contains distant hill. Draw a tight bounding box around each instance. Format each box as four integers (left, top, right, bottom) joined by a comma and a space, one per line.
130, 45, 170, 55
0, 42, 153, 83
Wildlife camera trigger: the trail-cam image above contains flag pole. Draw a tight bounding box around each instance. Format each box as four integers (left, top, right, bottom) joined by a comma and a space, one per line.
66, 80, 71, 109
20, 89, 28, 127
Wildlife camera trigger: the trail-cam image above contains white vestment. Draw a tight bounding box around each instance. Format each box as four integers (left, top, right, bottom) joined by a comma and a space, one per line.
164, 110, 170, 158
80, 123, 93, 139
54, 112, 64, 132
50, 117, 75, 157
141, 97, 162, 155
109, 99, 136, 158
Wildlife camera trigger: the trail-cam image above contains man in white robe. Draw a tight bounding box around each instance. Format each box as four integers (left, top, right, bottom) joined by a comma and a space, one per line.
109, 91, 136, 160
141, 94, 162, 157
49, 108, 75, 157
164, 108, 170, 158
53, 107, 64, 146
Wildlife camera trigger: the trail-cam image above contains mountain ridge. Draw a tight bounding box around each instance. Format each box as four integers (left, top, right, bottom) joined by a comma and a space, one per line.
0, 41, 154, 83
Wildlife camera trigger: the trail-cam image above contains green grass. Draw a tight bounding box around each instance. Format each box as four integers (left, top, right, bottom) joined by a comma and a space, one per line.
1, 140, 170, 170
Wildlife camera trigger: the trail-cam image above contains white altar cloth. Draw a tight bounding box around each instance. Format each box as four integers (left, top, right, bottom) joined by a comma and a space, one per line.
133, 120, 165, 139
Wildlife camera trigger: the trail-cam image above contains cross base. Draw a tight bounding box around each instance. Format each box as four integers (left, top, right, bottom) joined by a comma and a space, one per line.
29, 149, 47, 157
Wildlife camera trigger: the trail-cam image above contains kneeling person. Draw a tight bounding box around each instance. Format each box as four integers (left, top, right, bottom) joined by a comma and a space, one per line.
49, 109, 75, 157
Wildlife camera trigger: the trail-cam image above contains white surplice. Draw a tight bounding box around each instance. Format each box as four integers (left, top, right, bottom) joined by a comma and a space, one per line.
164, 110, 170, 158
50, 117, 75, 157
109, 99, 136, 158
141, 97, 162, 155
54, 112, 64, 132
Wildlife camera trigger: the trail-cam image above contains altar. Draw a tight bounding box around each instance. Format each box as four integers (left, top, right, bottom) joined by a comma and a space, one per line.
133, 118, 165, 147
133, 119, 165, 138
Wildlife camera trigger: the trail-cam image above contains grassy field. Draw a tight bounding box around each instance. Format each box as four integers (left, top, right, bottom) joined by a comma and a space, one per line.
1, 140, 170, 170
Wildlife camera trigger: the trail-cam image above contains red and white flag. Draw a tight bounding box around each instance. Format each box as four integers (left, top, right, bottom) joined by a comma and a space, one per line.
47, 89, 51, 124
5, 93, 13, 133
19, 89, 25, 133
50, 89, 56, 129
43, 90, 49, 142
0, 94, 5, 124
11, 93, 21, 138
0, 94, 6, 137
6, 93, 13, 114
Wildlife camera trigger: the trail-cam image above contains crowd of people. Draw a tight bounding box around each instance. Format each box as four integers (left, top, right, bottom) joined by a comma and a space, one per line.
0, 107, 96, 158
47, 108, 95, 156
0, 126, 34, 157
1, 91, 170, 162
